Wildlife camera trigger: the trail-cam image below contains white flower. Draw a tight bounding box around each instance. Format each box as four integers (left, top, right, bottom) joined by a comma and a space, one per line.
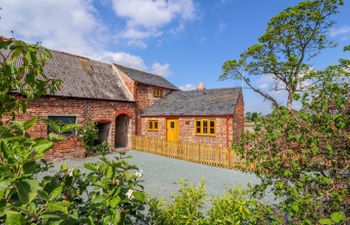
67, 169, 74, 177
135, 169, 144, 178
126, 189, 134, 200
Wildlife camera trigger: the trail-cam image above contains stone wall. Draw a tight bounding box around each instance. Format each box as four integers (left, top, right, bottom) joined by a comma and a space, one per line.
3, 96, 136, 160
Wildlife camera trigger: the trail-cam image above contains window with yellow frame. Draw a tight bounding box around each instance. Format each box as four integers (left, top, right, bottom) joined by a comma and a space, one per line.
153, 88, 163, 98
195, 119, 216, 136
147, 120, 159, 131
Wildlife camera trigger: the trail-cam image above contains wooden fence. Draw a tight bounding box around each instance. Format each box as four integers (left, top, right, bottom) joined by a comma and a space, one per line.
131, 136, 257, 171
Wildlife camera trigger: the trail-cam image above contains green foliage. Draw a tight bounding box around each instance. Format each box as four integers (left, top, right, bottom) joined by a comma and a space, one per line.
44, 119, 80, 142
147, 179, 206, 225
94, 140, 111, 154
78, 119, 99, 155
235, 58, 349, 224
147, 180, 275, 225
0, 38, 62, 118
220, 0, 343, 110
0, 119, 146, 224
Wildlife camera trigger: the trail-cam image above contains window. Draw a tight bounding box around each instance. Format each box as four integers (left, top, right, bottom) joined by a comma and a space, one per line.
147, 120, 159, 131
194, 119, 216, 136
153, 88, 163, 98
47, 115, 77, 135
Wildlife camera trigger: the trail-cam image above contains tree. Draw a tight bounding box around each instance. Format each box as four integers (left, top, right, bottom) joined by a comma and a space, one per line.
0, 38, 62, 119
220, 0, 343, 111
236, 46, 349, 224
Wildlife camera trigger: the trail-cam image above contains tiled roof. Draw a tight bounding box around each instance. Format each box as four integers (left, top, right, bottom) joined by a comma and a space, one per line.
142, 88, 242, 116
114, 63, 179, 90
12, 50, 134, 101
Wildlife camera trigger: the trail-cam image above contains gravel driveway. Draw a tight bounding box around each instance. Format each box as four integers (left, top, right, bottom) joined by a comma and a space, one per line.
49, 150, 261, 200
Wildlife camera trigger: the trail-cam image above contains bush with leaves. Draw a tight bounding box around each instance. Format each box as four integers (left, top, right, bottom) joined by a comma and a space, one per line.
0, 119, 146, 224
78, 119, 99, 155
147, 180, 276, 225
94, 140, 111, 154
235, 51, 350, 224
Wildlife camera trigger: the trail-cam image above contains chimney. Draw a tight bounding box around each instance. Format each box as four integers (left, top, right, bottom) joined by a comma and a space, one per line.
196, 82, 205, 90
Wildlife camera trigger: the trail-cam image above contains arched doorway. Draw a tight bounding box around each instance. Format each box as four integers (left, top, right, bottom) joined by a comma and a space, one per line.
115, 114, 130, 148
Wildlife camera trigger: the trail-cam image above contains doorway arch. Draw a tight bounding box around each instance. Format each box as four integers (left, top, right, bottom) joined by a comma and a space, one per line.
115, 114, 130, 148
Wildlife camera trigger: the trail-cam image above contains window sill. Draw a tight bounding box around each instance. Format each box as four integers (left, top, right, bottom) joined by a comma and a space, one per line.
194, 134, 216, 137
147, 130, 159, 132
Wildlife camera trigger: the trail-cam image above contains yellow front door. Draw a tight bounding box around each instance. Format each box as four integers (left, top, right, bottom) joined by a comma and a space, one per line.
166, 119, 179, 142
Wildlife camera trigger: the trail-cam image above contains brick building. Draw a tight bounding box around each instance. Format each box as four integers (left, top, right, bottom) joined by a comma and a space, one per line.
141, 88, 244, 147
6, 49, 243, 159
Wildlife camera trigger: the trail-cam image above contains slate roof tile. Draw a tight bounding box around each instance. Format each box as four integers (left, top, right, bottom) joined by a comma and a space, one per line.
142, 88, 242, 116
114, 63, 178, 90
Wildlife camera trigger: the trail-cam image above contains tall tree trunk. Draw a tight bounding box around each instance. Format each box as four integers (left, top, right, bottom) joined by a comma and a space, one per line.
287, 92, 293, 112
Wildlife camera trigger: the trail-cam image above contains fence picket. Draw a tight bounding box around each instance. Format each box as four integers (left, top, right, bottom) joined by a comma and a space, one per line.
131, 135, 255, 171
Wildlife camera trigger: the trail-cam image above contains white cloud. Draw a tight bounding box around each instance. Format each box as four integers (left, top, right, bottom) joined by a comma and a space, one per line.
98, 52, 171, 77
330, 25, 350, 37
111, 0, 195, 47
0, 0, 107, 57
151, 63, 171, 77
179, 83, 195, 91
0, 0, 173, 77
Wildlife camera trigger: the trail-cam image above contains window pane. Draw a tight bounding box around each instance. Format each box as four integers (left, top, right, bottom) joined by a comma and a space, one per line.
196, 121, 201, 133
47, 116, 76, 135
149, 122, 153, 129
210, 121, 215, 134
203, 120, 208, 134
154, 121, 158, 129
170, 122, 175, 128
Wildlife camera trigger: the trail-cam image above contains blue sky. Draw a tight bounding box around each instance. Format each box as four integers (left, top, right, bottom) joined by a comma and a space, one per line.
0, 0, 349, 114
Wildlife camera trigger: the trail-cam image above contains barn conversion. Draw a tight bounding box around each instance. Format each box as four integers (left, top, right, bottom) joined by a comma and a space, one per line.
5, 49, 244, 160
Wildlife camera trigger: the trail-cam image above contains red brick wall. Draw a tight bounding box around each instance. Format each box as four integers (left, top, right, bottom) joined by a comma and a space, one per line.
114, 65, 136, 98
3, 96, 136, 160
135, 84, 174, 136
232, 92, 244, 143
140, 116, 234, 147
135, 84, 173, 112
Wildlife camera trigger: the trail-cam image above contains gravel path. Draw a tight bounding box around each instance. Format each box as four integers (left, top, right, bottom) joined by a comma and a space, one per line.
50, 150, 261, 200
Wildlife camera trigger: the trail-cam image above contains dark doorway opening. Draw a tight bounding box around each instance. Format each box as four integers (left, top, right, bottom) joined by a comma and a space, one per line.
115, 115, 129, 148
96, 122, 111, 145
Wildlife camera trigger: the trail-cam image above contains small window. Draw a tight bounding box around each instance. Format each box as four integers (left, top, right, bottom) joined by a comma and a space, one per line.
153, 88, 163, 98
195, 119, 216, 136
147, 120, 159, 131
170, 122, 175, 129
47, 115, 77, 135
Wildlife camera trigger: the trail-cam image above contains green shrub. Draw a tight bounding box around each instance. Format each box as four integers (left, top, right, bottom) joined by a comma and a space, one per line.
147, 180, 275, 225
94, 140, 111, 154
0, 118, 146, 224
79, 119, 98, 155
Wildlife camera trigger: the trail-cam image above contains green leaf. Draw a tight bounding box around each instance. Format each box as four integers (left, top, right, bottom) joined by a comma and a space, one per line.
50, 187, 62, 200
132, 191, 145, 202
60, 163, 68, 172
331, 212, 345, 223
291, 204, 299, 212
84, 163, 97, 171
5, 211, 26, 225
48, 133, 65, 142
47, 201, 70, 214
109, 196, 121, 208
23, 117, 37, 130
33, 139, 53, 154
319, 218, 334, 225
16, 179, 39, 204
